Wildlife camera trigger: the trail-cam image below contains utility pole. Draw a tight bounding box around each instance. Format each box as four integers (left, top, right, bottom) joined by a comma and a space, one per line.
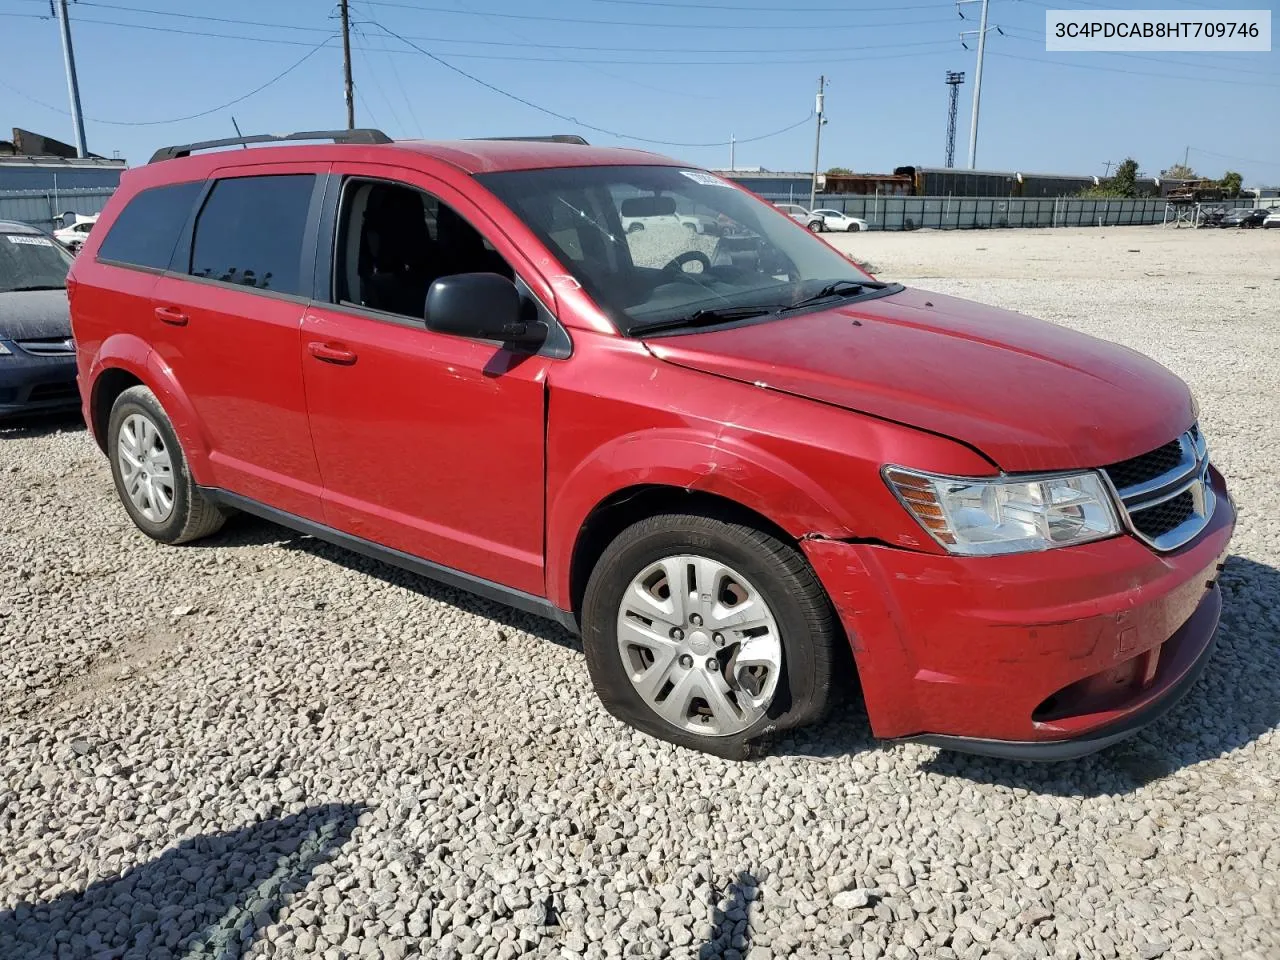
53, 0, 88, 158
957, 0, 996, 170
1103, 160, 1114, 176
944, 71, 965, 168
729, 135, 735, 172
1183, 145, 1190, 169
340, 0, 355, 129
809, 75, 826, 211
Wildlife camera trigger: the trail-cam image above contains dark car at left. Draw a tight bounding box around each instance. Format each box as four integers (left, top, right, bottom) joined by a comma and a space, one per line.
0, 220, 79, 418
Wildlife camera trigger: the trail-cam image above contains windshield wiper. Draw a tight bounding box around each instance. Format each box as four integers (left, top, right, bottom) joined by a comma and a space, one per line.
629, 304, 783, 336
781, 279, 884, 313
8, 285, 66, 292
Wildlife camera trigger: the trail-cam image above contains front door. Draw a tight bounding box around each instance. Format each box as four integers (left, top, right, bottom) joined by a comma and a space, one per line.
300, 168, 553, 596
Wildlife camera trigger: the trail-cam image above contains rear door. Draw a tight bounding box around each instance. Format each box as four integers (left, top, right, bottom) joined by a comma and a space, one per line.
149, 163, 329, 520
299, 163, 555, 595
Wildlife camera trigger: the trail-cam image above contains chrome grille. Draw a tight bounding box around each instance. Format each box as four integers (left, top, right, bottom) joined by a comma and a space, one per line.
15, 336, 76, 357
1103, 424, 1214, 552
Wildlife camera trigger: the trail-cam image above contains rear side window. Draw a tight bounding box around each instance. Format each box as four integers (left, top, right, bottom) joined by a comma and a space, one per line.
97, 181, 200, 270
189, 175, 315, 296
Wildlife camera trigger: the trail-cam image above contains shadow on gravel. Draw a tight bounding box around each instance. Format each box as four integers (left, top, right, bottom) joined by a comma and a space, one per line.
697, 870, 758, 958
918, 554, 1280, 797
0, 803, 363, 960
0, 410, 84, 439
196, 512, 581, 653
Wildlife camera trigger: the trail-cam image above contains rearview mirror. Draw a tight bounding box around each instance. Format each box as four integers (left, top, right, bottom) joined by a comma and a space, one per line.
620, 195, 677, 218
425, 273, 546, 348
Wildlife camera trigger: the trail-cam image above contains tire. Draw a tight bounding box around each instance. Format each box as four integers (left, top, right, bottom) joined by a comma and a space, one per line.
807, 220, 823, 233
107, 385, 226, 544
627, 222, 644, 234
581, 512, 841, 759
847, 223, 862, 232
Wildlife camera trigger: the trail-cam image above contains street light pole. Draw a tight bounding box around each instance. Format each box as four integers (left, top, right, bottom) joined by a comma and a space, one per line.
53, 0, 88, 158
809, 75, 826, 211
966, 0, 989, 169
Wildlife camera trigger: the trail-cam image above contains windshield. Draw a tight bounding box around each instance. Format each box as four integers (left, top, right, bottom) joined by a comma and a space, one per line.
0, 232, 72, 292
478, 165, 877, 335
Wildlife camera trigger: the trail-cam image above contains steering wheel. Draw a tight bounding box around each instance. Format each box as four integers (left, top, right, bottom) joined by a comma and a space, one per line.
663, 250, 712, 276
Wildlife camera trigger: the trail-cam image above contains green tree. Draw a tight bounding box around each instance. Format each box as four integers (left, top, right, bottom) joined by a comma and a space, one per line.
825, 166, 854, 176
1111, 158, 1139, 197
1162, 163, 1197, 180
1079, 157, 1142, 198
1220, 170, 1243, 197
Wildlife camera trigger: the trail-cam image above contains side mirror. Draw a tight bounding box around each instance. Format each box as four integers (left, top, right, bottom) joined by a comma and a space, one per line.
424, 272, 546, 348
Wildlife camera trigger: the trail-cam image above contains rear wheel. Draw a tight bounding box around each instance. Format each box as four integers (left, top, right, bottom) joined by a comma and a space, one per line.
581, 512, 840, 758
808, 220, 823, 233
108, 386, 226, 544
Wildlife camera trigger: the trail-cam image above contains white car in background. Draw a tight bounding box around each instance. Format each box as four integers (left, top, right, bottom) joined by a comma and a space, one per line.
53, 214, 98, 252
812, 208, 868, 233
774, 203, 823, 232
1264, 209, 1280, 229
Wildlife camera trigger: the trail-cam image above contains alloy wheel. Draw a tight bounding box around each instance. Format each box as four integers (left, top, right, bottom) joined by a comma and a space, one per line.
117, 413, 175, 523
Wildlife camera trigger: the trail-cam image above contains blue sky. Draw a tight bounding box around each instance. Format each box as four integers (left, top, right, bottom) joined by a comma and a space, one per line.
2, 0, 1277, 184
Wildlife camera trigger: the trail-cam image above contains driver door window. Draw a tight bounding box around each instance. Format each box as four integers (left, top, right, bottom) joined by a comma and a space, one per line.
333, 178, 514, 321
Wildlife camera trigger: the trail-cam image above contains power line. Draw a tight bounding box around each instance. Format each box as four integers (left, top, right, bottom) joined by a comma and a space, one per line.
365, 18, 813, 147
0, 9, 966, 61
359, 1, 957, 30
1187, 147, 1280, 172
999, 26, 1280, 77
989, 50, 1280, 88
587, 0, 948, 9
0, 36, 335, 126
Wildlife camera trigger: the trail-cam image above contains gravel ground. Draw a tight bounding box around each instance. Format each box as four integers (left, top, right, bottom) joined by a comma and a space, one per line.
2, 226, 1278, 960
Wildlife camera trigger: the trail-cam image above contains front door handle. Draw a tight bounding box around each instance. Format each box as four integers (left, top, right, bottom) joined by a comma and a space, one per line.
307, 341, 358, 366
155, 306, 188, 326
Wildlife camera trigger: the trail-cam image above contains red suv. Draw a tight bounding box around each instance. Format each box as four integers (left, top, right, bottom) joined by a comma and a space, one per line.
68, 130, 1234, 760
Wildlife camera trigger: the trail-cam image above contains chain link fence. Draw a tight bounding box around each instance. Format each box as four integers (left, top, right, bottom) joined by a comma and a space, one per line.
763, 194, 1174, 231
0, 187, 116, 232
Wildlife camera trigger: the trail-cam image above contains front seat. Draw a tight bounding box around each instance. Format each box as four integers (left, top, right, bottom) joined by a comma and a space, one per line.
360, 186, 434, 316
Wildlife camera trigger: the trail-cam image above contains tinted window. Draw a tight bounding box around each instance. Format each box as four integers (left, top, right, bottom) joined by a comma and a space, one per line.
97, 181, 200, 270
190, 175, 315, 295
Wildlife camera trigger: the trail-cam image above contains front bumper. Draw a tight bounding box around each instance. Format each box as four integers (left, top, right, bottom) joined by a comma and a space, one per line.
0, 342, 79, 416
802, 468, 1235, 758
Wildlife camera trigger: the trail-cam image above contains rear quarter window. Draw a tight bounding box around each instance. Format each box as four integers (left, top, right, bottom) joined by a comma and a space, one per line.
96, 181, 201, 270
189, 174, 315, 296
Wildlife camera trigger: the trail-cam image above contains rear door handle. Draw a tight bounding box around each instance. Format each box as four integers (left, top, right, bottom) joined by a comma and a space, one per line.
307, 341, 358, 366
155, 306, 188, 326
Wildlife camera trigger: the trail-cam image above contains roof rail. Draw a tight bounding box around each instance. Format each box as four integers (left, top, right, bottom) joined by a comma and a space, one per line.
148, 129, 392, 164
471, 135, 590, 145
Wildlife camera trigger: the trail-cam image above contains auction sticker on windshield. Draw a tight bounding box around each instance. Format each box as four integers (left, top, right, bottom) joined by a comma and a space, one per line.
679, 170, 732, 187
6, 235, 55, 246
1046, 9, 1270, 50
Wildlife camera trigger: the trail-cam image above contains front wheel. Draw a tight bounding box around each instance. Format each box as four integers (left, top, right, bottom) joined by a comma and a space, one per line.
108, 386, 227, 544
847, 223, 862, 232
581, 513, 841, 758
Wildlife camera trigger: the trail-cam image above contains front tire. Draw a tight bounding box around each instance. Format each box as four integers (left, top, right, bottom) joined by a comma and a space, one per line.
108, 386, 226, 544
581, 512, 841, 759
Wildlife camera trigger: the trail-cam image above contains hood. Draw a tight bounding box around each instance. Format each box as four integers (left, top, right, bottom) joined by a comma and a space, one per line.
645, 287, 1193, 473
0, 289, 71, 340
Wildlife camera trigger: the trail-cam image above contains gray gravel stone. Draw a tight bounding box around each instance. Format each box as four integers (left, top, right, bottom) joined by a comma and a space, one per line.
1, 227, 1276, 960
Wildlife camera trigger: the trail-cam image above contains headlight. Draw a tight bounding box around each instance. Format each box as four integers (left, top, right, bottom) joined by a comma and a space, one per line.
883, 466, 1121, 556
